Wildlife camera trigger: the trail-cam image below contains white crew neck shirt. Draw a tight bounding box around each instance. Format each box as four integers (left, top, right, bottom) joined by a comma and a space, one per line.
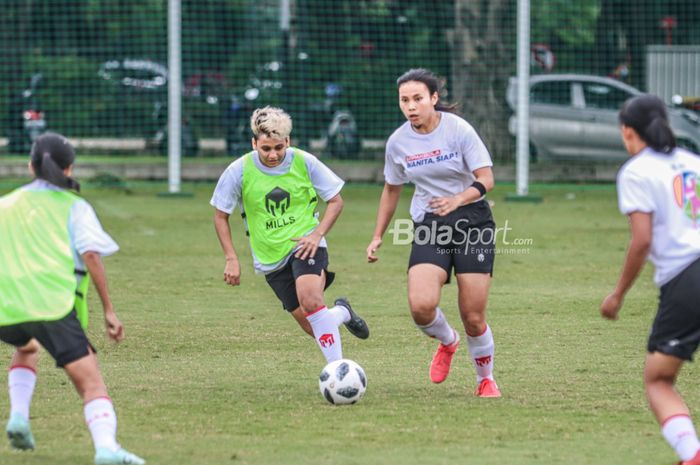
210, 148, 344, 273
384, 111, 493, 222
617, 147, 700, 286
21, 179, 119, 280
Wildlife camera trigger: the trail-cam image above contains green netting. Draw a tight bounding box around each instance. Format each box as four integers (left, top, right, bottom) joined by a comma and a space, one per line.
0, 0, 699, 161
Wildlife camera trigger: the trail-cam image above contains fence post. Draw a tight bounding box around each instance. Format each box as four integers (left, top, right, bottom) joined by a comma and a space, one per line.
507, 0, 541, 203
167, 0, 182, 194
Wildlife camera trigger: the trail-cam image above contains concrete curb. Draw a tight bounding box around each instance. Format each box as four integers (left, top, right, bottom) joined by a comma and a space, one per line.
0, 158, 622, 183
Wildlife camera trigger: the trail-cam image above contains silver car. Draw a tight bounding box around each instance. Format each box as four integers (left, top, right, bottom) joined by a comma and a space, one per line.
507, 74, 700, 161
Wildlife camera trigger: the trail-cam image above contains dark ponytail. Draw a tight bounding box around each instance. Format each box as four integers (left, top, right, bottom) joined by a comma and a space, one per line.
30, 132, 80, 192
619, 94, 676, 154
396, 68, 459, 114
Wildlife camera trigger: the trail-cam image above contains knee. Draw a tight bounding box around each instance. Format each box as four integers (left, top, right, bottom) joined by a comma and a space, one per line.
17, 339, 40, 355
463, 314, 486, 336
644, 369, 676, 388
64, 355, 108, 401
299, 294, 325, 314
408, 295, 439, 325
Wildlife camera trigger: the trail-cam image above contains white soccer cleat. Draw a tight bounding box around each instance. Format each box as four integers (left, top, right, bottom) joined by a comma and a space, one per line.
94, 447, 146, 465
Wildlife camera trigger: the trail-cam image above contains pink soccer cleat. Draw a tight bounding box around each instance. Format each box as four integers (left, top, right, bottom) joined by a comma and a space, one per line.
475, 378, 501, 398
429, 337, 460, 384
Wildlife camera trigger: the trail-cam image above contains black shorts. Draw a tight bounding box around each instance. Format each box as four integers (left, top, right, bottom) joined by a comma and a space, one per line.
264, 247, 336, 312
0, 310, 94, 368
408, 200, 496, 282
648, 257, 700, 361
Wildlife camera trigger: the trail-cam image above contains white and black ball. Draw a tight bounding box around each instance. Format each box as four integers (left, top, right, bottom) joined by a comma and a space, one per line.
318, 359, 367, 405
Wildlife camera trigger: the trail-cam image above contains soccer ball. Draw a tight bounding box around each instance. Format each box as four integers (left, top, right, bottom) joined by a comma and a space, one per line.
318, 359, 367, 405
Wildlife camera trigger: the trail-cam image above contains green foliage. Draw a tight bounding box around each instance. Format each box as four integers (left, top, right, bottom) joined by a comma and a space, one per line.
1, 0, 699, 154
532, 0, 600, 46
84, 0, 167, 57
23, 54, 119, 137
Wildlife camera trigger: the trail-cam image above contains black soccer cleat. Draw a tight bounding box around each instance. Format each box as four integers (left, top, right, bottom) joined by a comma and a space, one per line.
335, 297, 370, 339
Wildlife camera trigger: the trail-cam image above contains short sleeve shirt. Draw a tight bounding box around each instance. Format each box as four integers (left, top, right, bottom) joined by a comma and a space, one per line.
24, 180, 119, 277
210, 148, 344, 273
384, 112, 493, 222
617, 147, 700, 286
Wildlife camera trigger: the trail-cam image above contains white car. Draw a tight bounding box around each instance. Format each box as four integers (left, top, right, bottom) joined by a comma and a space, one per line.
507, 74, 700, 161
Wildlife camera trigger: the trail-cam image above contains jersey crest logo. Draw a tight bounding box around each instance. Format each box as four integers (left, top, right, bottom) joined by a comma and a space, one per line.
673, 171, 700, 227
265, 187, 291, 217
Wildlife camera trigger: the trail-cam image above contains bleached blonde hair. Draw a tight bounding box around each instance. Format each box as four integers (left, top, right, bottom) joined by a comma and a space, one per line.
250, 106, 292, 139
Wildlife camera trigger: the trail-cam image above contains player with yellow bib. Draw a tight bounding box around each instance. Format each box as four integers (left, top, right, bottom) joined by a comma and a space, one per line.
0, 133, 145, 465
211, 107, 369, 365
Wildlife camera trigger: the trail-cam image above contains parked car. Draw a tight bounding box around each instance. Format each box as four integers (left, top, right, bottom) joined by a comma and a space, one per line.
98, 58, 199, 156
672, 94, 700, 115
506, 74, 700, 161
98, 58, 167, 91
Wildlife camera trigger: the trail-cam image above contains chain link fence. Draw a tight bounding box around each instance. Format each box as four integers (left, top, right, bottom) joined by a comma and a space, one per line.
0, 0, 698, 162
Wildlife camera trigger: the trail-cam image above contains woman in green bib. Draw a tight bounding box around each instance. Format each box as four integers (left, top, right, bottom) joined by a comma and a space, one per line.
0, 133, 144, 464
211, 107, 370, 366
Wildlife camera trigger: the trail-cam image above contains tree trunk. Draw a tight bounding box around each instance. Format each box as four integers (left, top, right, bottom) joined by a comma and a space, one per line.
451, 0, 516, 163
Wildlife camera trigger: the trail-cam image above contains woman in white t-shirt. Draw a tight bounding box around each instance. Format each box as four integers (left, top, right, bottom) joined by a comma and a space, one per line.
0, 133, 144, 464
601, 94, 700, 465
366, 68, 501, 397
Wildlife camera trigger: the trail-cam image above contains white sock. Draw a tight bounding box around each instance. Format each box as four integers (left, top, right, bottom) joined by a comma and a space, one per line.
416, 307, 458, 346
467, 324, 495, 382
8, 366, 36, 420
306, 307, 343, 363
662, 414, 700, 461
327, 304, 350, 327
84, 397, 119, 452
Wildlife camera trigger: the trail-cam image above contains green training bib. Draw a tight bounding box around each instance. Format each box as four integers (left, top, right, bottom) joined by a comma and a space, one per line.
241, 150, 319, 265
0, 188, 81, 326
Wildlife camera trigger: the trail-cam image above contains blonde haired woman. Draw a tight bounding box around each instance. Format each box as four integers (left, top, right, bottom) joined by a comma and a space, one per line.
212, 107, 370, 369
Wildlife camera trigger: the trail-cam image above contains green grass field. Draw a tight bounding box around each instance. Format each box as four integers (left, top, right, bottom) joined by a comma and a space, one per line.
0, 180, 693, 465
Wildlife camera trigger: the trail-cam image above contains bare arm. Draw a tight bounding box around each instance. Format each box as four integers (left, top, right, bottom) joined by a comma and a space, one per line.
213, 209, 241, 286
429, 166, 494, 216
82, 251, 123, 342
600, 211, 652, 320
293, 193, 344, 261
366, 183, 403, 262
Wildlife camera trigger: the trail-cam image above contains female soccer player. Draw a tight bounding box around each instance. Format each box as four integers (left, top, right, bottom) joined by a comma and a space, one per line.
601, 94, 700, 465
211, 106, 369, 365
366, 68, 501, 397
0, 133, 145, 464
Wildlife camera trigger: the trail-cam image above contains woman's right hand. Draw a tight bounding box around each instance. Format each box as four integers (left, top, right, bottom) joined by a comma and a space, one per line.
224, 258, 241, 286
366, 238, 383, 263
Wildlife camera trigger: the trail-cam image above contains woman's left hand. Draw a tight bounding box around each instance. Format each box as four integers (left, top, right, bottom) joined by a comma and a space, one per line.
292, 230, 322, 261
429, 196, 461, 216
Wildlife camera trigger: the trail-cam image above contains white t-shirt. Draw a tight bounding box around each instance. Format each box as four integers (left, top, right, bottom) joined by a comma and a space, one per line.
210, 148, 345, 274
22, 179, 119, 281
384, 111, 493, 222
617, 147, 700, 286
